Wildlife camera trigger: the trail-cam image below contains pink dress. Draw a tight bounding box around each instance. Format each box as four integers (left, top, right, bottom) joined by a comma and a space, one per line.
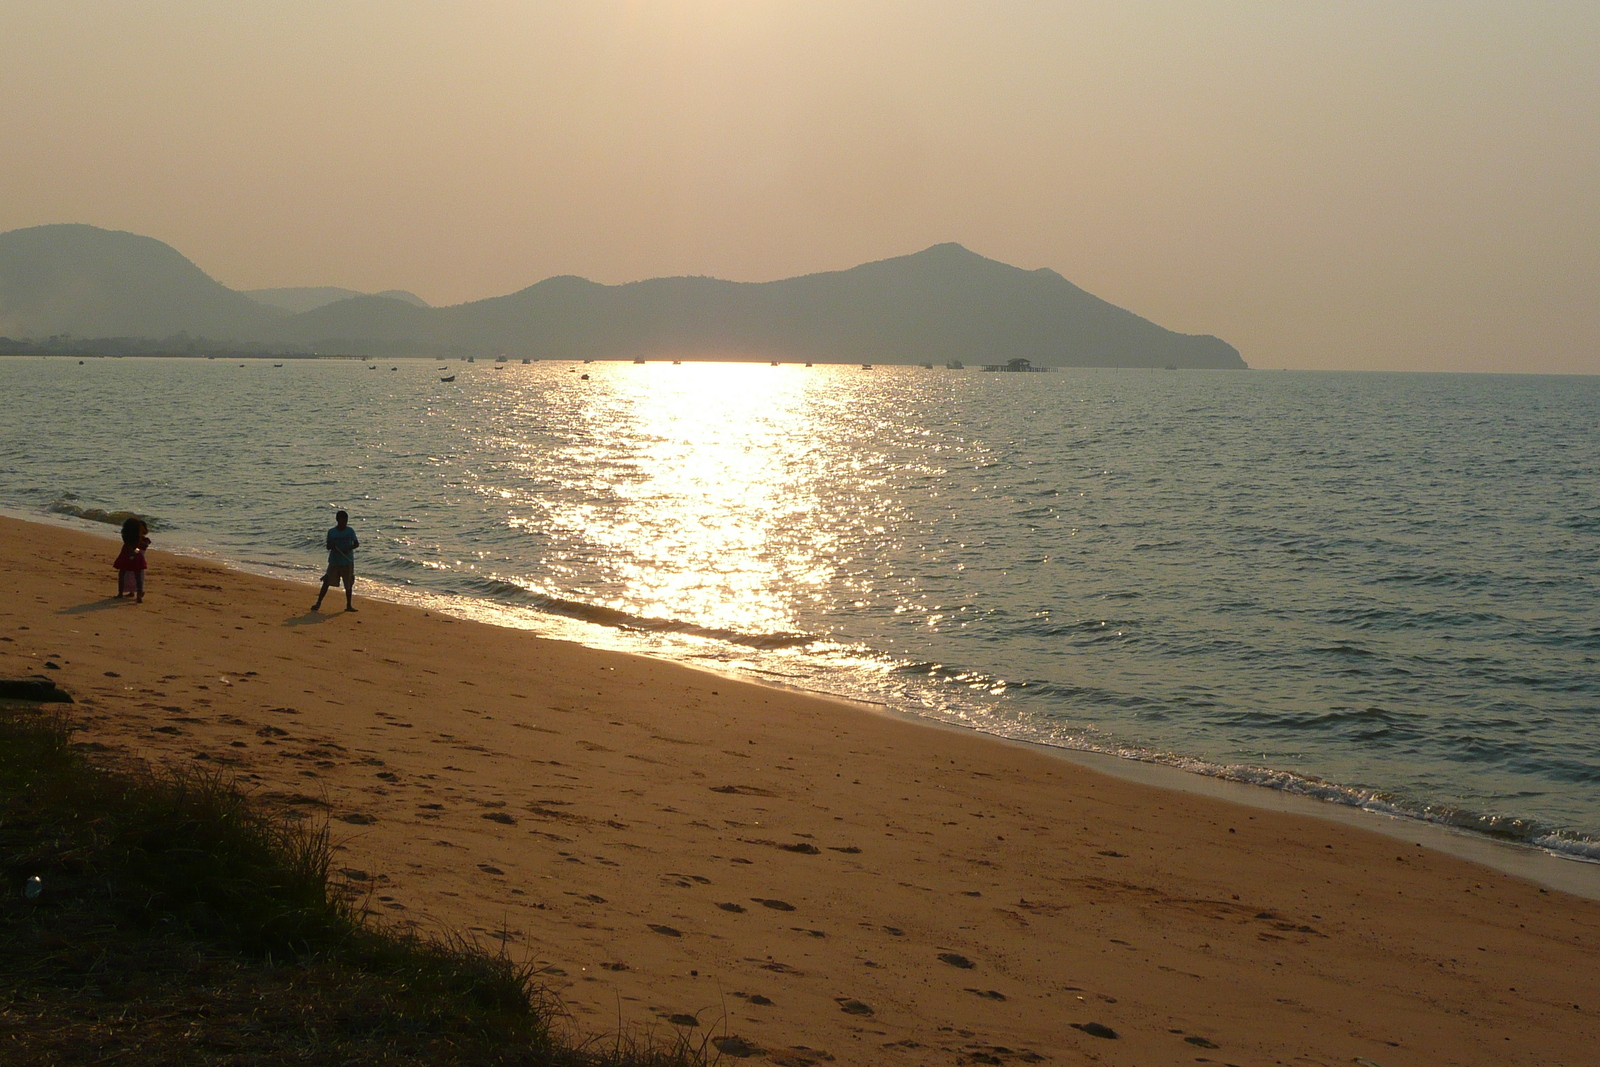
112, 537, 150, 573
113, 537, 149, 595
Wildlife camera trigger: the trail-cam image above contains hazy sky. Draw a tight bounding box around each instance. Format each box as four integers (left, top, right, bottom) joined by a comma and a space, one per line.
3, 1, 1597, 373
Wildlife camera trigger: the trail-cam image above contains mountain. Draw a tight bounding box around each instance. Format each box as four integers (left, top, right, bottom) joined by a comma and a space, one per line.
243, 286, 363, 315
0, 224, 1244, 368
245, 286, 429, 314
0, 224, 282, 339
279, 244, 1244, 367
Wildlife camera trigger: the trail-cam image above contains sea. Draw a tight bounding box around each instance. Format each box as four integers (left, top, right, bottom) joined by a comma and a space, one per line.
3, 356, 1598, 864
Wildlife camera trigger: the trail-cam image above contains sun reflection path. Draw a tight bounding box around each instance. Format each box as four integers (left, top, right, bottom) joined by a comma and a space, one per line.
530, 363, 842, 642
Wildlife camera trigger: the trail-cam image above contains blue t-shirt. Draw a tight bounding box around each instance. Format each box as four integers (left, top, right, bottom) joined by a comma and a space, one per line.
326, 525, 358, 567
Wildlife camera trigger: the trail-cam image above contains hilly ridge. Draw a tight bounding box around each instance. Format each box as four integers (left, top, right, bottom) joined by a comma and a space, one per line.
0, 225, 284, 340
0, 224, 1245, 368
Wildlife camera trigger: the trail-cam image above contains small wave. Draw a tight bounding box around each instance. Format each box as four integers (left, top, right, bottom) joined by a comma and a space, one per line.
890, 660, 1018, 693
449, 574, 814, 649
1228, 705, 1426, 731
47, 498, 159, 530
1122, 751, 1600, 863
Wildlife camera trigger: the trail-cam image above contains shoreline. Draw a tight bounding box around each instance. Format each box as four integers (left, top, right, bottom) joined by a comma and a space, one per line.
4, 513, 1600, 1064
20, 502, 1600, 899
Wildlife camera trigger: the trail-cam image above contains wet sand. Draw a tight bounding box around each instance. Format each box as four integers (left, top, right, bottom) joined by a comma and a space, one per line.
3, 514, 1598, 1066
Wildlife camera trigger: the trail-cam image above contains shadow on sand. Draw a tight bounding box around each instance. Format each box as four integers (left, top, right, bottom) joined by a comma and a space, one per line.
59, 597, 133, 615
282, 611, 334, 628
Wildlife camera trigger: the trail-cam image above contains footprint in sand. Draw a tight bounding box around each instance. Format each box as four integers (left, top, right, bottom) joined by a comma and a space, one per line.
752, 898, 795, 911
648, 924, 682, 937
712, 1036, 760, 1058
835, 999, 873, 1016
477, 864, 505, 875
938, 952, 976, 969
717, 902, 747, 913
482, 812, 517, 825
967, 988, 1007, 1001
666, 1013, 698, 1027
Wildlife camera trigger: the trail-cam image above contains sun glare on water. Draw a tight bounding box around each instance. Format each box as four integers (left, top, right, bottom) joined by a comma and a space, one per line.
520, 362, 842, 642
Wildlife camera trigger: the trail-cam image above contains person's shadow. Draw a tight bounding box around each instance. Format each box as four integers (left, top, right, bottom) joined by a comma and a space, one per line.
59, 598, 131, 615
282, 611, 331, 627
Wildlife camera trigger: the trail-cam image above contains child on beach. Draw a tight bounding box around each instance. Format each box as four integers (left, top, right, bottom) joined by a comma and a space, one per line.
113, 517, 150, 603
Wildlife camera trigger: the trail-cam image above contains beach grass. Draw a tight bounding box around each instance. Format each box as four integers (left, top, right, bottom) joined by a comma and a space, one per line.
0, 702, 705, 1066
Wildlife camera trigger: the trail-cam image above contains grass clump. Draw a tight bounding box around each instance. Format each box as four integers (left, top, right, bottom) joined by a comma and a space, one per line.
0, 703, 704, 1066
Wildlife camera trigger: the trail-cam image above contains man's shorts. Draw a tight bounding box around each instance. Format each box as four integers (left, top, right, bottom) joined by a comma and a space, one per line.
322, 563, 355, 585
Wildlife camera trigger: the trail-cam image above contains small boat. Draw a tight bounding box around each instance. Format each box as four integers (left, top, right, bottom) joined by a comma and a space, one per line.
770, 361, 779, 367
804, 362, 813, 367
522, 358, 531, 364
920, 362, 933, 369
633, 358, 646, 364
580, 373, 590, 380
495, 356, 507, 363
861, 364, 873, 370
369, 365, 377, 370
440, 374, 455, 382
390, 367, 397, 371
273, 363, 284, 368
672, 360, 682, 365
946, 360, 964, 369
493, 365, 504, 370
467, 356, 475, 363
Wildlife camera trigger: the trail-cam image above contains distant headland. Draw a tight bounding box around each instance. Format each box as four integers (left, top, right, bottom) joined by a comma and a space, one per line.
0, 224, 1245, 369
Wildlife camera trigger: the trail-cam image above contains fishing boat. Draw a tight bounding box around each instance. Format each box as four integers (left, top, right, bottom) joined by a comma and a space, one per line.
440, 374, 455, 382
946, 360, 964, 369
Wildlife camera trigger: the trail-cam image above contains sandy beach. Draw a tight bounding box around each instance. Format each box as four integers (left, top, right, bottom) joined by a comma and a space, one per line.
3, 514, 1597, 1067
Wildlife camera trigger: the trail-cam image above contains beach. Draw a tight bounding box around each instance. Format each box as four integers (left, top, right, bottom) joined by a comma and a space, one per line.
4, 514, 1597, 1066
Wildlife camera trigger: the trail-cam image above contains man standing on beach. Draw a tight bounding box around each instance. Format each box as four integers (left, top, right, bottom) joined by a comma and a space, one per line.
313, 510, 359, 612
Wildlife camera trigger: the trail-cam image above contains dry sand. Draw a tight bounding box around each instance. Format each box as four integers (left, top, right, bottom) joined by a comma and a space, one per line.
3, 514, 1598, 1067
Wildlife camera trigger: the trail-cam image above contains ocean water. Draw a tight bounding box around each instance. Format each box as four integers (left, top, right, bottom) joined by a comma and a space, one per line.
3, 356, 1598, 859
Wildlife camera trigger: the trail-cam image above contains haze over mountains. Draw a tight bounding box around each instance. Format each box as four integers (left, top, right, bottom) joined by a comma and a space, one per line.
0, 224, 1244, 368
243, 286, 430, 315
